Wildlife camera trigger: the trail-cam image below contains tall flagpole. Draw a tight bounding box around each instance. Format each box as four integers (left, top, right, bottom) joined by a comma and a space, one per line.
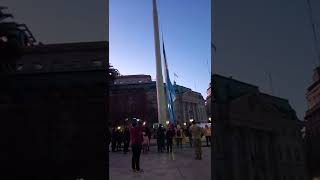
153, 0, 167, 125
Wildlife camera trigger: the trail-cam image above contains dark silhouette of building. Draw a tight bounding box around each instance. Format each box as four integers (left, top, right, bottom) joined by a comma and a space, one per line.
212, 74, 308, 180
1, 39, 109, 180
305, 67, 320, 179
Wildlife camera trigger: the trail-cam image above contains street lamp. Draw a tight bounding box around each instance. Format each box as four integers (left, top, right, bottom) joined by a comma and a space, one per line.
189, 119, 194, 123
143, 121, 146, 126
183, 122, 187, 126
117, 126, 121, 130
166, 121, 169, 125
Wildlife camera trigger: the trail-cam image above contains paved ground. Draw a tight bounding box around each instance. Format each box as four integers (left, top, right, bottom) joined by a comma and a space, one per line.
109, 140, 211, 180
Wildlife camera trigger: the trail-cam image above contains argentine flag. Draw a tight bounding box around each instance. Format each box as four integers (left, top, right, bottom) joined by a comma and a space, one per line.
162, 41, 176, 124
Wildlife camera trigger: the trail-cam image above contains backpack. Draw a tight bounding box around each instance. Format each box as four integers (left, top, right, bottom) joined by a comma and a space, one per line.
177, 129, 181, 137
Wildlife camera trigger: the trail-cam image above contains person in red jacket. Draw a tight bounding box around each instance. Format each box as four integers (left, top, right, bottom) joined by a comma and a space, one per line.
130, 120, 144, 173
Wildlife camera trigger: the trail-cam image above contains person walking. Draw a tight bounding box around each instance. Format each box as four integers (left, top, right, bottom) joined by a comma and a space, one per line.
130, 120, 144, 173
166, 126, 175, 153
175, 125, 183, 149
123, 125, 130, 153
191, 121, 202, 160
204, 125, 211, 147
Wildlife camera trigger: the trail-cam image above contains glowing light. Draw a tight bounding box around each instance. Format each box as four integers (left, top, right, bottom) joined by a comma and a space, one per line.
166, 121, 169, 125
143, 122, 146, 126
117, 126, 121, 130
183, 122, 187, 126
189, 119, 194, 122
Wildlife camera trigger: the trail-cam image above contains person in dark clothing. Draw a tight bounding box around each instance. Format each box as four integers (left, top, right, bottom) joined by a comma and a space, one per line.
111, 128, 117, 152
157, 124, 166, 152
116, 129, 123, 151
106, 127, 111, 152
130, 121, 144, 173
144, 127, 151, 151
123, 126, 130, 153
166, 127, 175, 153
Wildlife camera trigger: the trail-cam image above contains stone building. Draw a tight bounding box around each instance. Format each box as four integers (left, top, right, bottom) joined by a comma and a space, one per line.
109, 75, 207, 126
212, 74, 308, 180
305, 66, 320, 180
1, 41, 109, 180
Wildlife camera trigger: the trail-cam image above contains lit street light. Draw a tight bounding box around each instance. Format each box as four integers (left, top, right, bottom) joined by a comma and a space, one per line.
189, 119, 194, 123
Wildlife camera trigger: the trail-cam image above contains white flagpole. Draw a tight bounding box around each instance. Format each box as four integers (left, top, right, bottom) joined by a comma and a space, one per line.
153, 0, 167, 125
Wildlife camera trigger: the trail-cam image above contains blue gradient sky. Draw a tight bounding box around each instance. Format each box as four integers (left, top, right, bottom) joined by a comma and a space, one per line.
110, 0, 211, 98
213, 0, 320, 119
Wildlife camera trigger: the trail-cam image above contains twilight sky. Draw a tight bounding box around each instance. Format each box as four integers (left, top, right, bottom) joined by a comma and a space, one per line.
110, 0, 211, 98
1, 0, 108, 43
213, 0, 320, 119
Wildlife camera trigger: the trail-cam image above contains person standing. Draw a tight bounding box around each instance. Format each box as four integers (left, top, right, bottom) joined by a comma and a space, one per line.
175, 125, 183, 149
116, 128, 123, 151
130, 121, 144, 173
191, 121, 202, 160
157, 124, 166, 152
188, 124, 193, 147
204, 125, 211, 147
111, 127, 117, 152
145, 126, 151, 151
123, 126, 130, 153
166, 126, 175, 153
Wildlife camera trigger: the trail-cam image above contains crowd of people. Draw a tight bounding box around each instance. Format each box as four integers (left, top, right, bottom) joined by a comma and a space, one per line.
107, 120, 212, 173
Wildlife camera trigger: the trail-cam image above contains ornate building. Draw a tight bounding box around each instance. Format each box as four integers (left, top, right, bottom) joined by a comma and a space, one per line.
305, 66, 320, 180
212, 74, 308, 180
109, 75, 207, 126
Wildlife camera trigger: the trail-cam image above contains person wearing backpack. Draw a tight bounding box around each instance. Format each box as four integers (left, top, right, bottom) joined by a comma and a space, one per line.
175, 125, 183, 149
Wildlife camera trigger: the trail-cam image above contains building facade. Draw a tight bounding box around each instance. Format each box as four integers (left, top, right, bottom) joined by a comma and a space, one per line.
212, 74, 308, 180
305, 67, 320, 180
109, 75, 207, 126
1, 41, 109, 180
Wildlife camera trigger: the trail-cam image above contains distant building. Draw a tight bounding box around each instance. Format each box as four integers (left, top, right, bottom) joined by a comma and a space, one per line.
305, 67, 320, 179
212, 74, 308, 180
109, 75, 207, 126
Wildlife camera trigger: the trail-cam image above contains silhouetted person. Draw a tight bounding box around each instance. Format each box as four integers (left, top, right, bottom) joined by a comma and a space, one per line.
111, 128, 117, 152
187, 124, 193, 147
157, 124, 166, 152
204, 125, 211, 147
123, 126, 130, 153
106, 127, 111, 152
145, 126, 151, 151
116, 129, 123, 151
130, 121, 143, 173
166, 127, 175, 153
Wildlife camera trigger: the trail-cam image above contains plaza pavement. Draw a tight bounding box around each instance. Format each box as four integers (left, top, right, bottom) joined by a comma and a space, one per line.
109, 140, 211, 180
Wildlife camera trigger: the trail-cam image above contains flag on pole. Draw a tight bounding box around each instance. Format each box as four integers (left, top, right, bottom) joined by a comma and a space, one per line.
162, 41, 176, 124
